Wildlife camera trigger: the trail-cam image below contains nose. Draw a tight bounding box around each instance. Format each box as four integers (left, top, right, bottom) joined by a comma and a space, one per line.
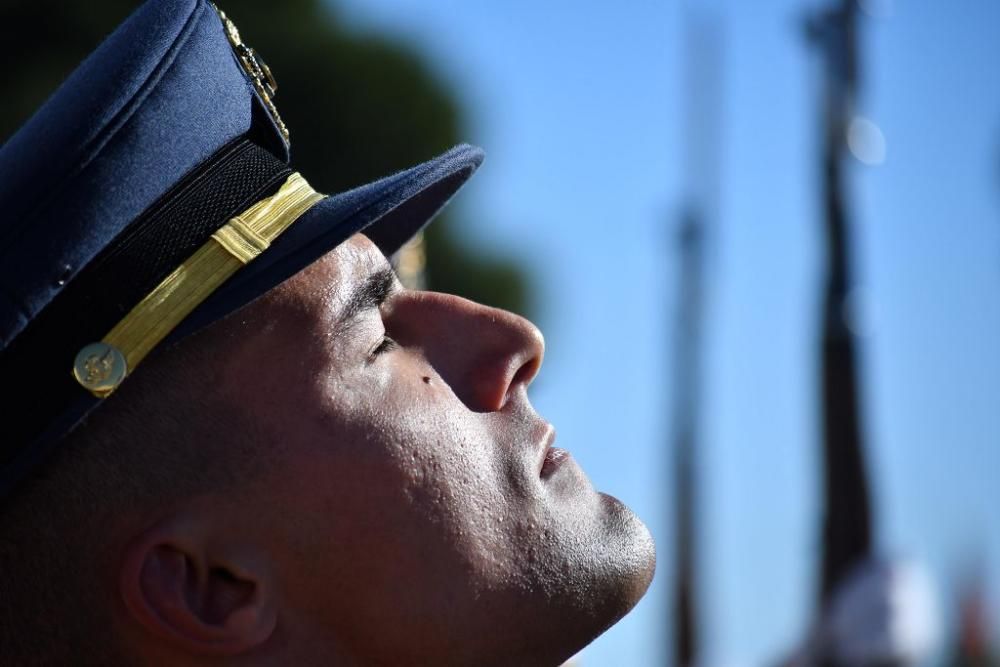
385, 291, 544, 412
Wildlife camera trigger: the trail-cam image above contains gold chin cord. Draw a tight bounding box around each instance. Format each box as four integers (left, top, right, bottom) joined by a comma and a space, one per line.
72, 172, 323, 398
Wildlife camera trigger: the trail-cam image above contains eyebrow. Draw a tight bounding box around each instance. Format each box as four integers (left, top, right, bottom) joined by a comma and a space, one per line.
336, 267, 397, 329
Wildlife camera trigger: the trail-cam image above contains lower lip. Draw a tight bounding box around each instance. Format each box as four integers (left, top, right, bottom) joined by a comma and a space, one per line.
540, 447, 571, 478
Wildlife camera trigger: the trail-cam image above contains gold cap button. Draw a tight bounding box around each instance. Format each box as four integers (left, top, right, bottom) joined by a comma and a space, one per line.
73, 342, 127, 398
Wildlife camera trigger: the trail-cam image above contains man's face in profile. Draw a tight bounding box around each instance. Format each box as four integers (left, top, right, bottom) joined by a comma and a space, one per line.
118, 233, 655, 665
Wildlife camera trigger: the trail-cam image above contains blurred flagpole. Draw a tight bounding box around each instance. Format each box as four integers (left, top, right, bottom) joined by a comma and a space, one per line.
670, 8, 722, 667
804, 0, 874, 610
671, 208, 702, 667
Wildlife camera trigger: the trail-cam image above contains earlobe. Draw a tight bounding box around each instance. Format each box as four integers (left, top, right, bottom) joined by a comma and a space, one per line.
120, 524, 277, 656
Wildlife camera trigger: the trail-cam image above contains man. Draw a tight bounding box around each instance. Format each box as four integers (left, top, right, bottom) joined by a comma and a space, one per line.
0, 0, 656, 664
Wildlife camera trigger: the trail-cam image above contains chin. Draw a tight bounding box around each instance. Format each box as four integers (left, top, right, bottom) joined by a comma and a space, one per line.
595, 492, 657, 622
538, 493, 657, 664
469, 491, 655, 667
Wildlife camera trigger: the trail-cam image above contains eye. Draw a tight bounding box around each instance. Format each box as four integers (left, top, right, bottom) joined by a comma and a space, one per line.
368, 335, 397, 361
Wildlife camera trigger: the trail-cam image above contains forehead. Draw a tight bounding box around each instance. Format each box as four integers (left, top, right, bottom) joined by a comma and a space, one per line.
257, 234, 386, 317
184, 234, 389, 394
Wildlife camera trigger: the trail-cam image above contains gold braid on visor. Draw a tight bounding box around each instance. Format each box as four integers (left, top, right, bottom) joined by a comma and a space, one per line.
72, 173, 323, 397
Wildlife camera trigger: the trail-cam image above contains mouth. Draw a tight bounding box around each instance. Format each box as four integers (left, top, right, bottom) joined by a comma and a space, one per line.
541, 447, 571, 478
538, 425, 571, 479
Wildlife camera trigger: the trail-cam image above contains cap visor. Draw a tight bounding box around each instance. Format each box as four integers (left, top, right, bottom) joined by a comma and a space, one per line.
171, 143, 484, 341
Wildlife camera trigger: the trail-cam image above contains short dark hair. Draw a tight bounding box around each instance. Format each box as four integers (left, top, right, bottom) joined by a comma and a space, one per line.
0, 321, 273, 664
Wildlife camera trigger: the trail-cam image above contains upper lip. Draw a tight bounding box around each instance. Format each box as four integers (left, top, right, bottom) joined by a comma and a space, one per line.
535, 421, 557, 475
500, 392, 554, 475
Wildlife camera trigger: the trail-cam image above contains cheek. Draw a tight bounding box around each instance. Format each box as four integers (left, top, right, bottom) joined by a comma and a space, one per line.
340, 358, 485, 493
281, 365, 489, 534
269, 356, 523, 596
382, 400, 535, 583
368, 371, 515, 547
270, 406, 499, 618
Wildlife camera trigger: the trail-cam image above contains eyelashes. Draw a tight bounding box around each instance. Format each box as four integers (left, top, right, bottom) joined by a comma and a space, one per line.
368, 335, 398, 361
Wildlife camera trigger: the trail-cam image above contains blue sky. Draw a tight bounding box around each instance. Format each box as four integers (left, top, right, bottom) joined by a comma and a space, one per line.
329, 1, 1000, 664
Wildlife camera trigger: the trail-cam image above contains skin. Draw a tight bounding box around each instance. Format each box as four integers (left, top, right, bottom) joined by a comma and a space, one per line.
117, 233, 656, 666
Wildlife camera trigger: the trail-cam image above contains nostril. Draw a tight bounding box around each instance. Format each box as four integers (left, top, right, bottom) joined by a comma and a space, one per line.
511, 354, 541, 389
512, 322, 544, 388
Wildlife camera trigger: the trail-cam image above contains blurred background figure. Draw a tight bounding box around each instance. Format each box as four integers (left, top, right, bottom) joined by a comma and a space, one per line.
6, 0, 998, 664
781, 558, 939, 667
945, 569, 1000, 667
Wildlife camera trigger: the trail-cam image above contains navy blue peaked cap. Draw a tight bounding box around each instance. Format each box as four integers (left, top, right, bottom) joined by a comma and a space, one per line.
0, 0, 483, 495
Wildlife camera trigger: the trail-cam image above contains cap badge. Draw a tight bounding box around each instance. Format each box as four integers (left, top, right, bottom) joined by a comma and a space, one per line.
214, 5, 289, 143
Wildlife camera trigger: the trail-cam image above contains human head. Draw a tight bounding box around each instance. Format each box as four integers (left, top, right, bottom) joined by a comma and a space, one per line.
2, 233, 655, 664
0, 1, 656, 663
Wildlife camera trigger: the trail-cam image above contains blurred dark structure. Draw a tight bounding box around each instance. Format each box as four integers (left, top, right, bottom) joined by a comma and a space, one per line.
1, 0, 529, 316
669, 9, 722, 667
947, 571, 1000, 667
671, 209, 703, 667
804, 0, 874, 610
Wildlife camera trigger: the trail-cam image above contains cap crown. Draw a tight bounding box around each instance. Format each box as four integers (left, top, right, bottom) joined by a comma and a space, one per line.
0, 0, 285, 351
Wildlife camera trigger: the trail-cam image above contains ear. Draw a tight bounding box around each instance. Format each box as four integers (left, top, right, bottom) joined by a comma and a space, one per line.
119, 518, 277, 656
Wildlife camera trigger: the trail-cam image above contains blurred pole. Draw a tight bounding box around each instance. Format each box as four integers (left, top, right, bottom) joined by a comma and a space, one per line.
672, 209, 702, 667
670, 9, 722, 667
804, 0, 874, 609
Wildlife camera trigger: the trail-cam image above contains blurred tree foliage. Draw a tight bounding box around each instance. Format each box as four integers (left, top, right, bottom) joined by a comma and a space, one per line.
1, 0, 529, 316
